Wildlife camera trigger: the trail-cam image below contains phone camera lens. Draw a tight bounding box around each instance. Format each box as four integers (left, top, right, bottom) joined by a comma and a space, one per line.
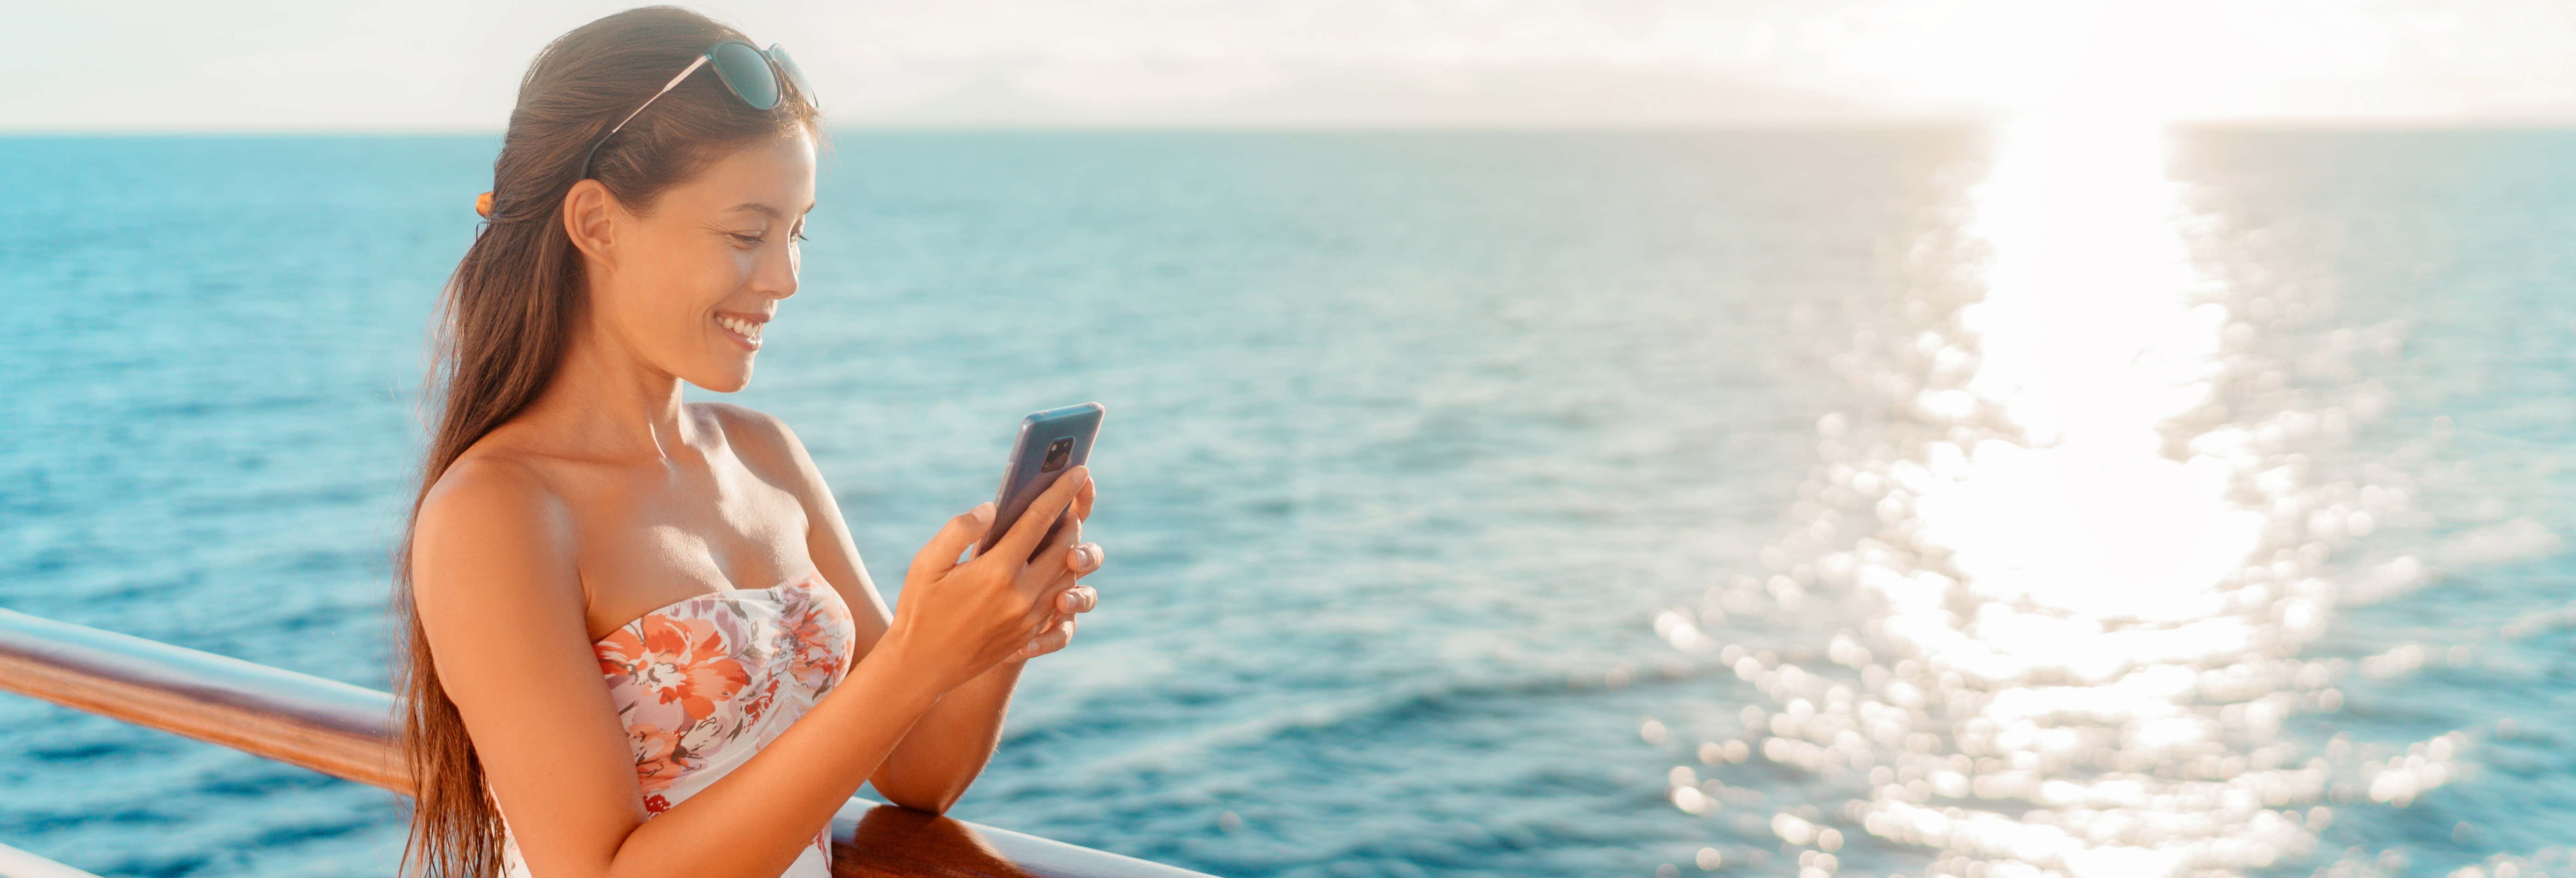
1041, 438, 1073, 472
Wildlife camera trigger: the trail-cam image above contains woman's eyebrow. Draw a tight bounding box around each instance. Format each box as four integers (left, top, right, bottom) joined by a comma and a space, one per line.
722, 201, 817, 219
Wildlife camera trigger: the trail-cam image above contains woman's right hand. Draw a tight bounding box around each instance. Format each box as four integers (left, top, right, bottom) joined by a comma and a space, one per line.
881, 465, 1093, 693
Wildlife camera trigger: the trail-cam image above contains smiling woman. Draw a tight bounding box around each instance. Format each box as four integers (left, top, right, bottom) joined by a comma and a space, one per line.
393, 6, 1107, 878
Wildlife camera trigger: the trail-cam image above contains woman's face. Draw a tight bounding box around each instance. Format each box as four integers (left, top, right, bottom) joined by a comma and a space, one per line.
586, 127, 816, 394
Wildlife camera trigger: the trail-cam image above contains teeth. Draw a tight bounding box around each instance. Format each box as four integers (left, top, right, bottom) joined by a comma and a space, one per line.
717, 316, 761, 340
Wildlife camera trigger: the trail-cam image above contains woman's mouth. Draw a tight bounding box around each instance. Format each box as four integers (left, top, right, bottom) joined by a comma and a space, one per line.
715, 313, 765, 350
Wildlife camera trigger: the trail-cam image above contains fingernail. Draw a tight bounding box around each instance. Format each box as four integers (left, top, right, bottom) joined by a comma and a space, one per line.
972, 502, 995, 524
1082, 545, 1102, 568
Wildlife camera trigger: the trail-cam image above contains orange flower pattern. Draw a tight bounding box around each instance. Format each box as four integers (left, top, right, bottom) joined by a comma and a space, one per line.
501, 576, 857, 877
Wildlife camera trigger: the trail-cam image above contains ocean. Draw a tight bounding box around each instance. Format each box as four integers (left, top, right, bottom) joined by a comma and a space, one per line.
0, 127, 2571, 877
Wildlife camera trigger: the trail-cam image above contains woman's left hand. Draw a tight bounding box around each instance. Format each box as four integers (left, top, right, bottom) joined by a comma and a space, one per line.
1014, 475, 1101, 661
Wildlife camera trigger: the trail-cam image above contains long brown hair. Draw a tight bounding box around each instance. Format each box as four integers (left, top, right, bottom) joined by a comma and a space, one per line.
391, 7, 820, 875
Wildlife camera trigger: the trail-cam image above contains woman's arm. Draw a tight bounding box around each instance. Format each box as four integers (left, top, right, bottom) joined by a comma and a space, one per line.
872, 656, 1026, 811
868, 507, 1098, 813
413, 452, 1087, 878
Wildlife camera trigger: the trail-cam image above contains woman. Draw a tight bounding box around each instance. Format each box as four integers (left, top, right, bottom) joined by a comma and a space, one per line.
393, 7, 1106, 877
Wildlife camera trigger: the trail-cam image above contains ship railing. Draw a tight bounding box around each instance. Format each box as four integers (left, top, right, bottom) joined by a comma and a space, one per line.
0, 607, 1208, 878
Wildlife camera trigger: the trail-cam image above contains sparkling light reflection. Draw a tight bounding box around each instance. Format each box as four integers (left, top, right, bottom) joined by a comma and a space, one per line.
1662, 117, 2461, 877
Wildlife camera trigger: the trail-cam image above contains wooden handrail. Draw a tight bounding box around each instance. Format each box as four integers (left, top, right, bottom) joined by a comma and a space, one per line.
0, 608, 1210, 878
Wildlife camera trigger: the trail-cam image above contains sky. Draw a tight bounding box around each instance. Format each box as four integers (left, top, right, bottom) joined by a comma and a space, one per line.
10, 0, 2576, 130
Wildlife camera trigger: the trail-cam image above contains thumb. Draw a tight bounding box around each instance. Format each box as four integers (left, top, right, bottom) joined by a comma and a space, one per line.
909, 502, 993, 585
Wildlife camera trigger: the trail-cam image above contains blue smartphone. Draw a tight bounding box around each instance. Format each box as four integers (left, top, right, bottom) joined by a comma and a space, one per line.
974, 402, 1105, 562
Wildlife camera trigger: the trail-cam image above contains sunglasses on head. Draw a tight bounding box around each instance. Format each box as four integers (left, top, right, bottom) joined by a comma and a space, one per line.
576, 39, 817, 180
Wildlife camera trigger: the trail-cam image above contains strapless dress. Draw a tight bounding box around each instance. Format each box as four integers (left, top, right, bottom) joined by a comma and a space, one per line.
498, 575, 858, 877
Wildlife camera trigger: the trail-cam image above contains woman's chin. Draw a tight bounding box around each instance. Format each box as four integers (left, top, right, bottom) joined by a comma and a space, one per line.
686, 363, 754, 394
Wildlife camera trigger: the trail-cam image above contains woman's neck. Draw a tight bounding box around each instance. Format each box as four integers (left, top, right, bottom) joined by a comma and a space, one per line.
514, 318, 695, 465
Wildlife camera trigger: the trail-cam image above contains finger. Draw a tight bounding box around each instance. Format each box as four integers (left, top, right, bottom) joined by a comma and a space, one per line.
1016, 615, 1066, 657
909, 502, 994, 583
1035, 545, 1090, 589
988, 466, 1089, 567
1061, 542, 1104, 575
1032, 514, 1082, 571
1036, 543, 1102, 603
1018, 502, 1083, 569
1019, 617, 1076, 659
1025, 611, 1065, 638
1072, 473, 1097, 522
1054, 584, 1098, 614
1023, 582, 1074, 627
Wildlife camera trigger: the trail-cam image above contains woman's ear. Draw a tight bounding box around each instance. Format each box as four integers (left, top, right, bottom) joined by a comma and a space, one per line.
562, 178, 619, 272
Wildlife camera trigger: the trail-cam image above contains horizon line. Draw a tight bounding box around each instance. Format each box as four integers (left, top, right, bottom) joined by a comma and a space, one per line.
13, 115, 2576, 137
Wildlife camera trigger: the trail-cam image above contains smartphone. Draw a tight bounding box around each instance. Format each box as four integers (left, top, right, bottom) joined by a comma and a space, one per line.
974, 402, 1104, 562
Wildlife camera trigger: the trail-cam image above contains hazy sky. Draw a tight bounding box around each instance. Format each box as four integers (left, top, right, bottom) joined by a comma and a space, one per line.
11, 0, 2576, 130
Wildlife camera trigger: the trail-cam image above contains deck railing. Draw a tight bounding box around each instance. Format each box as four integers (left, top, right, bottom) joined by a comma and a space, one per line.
0, 607, 1210, 878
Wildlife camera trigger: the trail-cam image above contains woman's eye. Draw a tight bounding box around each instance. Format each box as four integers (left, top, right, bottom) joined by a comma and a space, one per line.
791, 228, 810, 243
729, 232, 764, 247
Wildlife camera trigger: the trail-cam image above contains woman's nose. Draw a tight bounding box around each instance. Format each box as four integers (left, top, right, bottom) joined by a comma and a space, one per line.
760, 242, 800, 300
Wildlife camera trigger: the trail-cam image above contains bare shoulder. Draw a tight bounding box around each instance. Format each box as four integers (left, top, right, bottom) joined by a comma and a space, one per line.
410, 447, 582, 617
417, 448, 575, 547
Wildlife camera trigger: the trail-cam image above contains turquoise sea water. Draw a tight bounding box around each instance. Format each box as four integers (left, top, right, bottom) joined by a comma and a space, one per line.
0, 128, 2571, 877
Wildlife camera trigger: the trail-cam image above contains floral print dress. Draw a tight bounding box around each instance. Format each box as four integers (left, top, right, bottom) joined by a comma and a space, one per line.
499, 576, 859, 878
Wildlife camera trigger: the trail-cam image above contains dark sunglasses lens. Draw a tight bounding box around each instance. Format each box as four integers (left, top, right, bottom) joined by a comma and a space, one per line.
708, 41, 781, 110
768, 44, 818, 109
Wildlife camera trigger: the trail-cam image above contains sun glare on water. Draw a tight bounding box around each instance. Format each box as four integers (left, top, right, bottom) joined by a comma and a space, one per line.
1646, 107, 2466, 877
